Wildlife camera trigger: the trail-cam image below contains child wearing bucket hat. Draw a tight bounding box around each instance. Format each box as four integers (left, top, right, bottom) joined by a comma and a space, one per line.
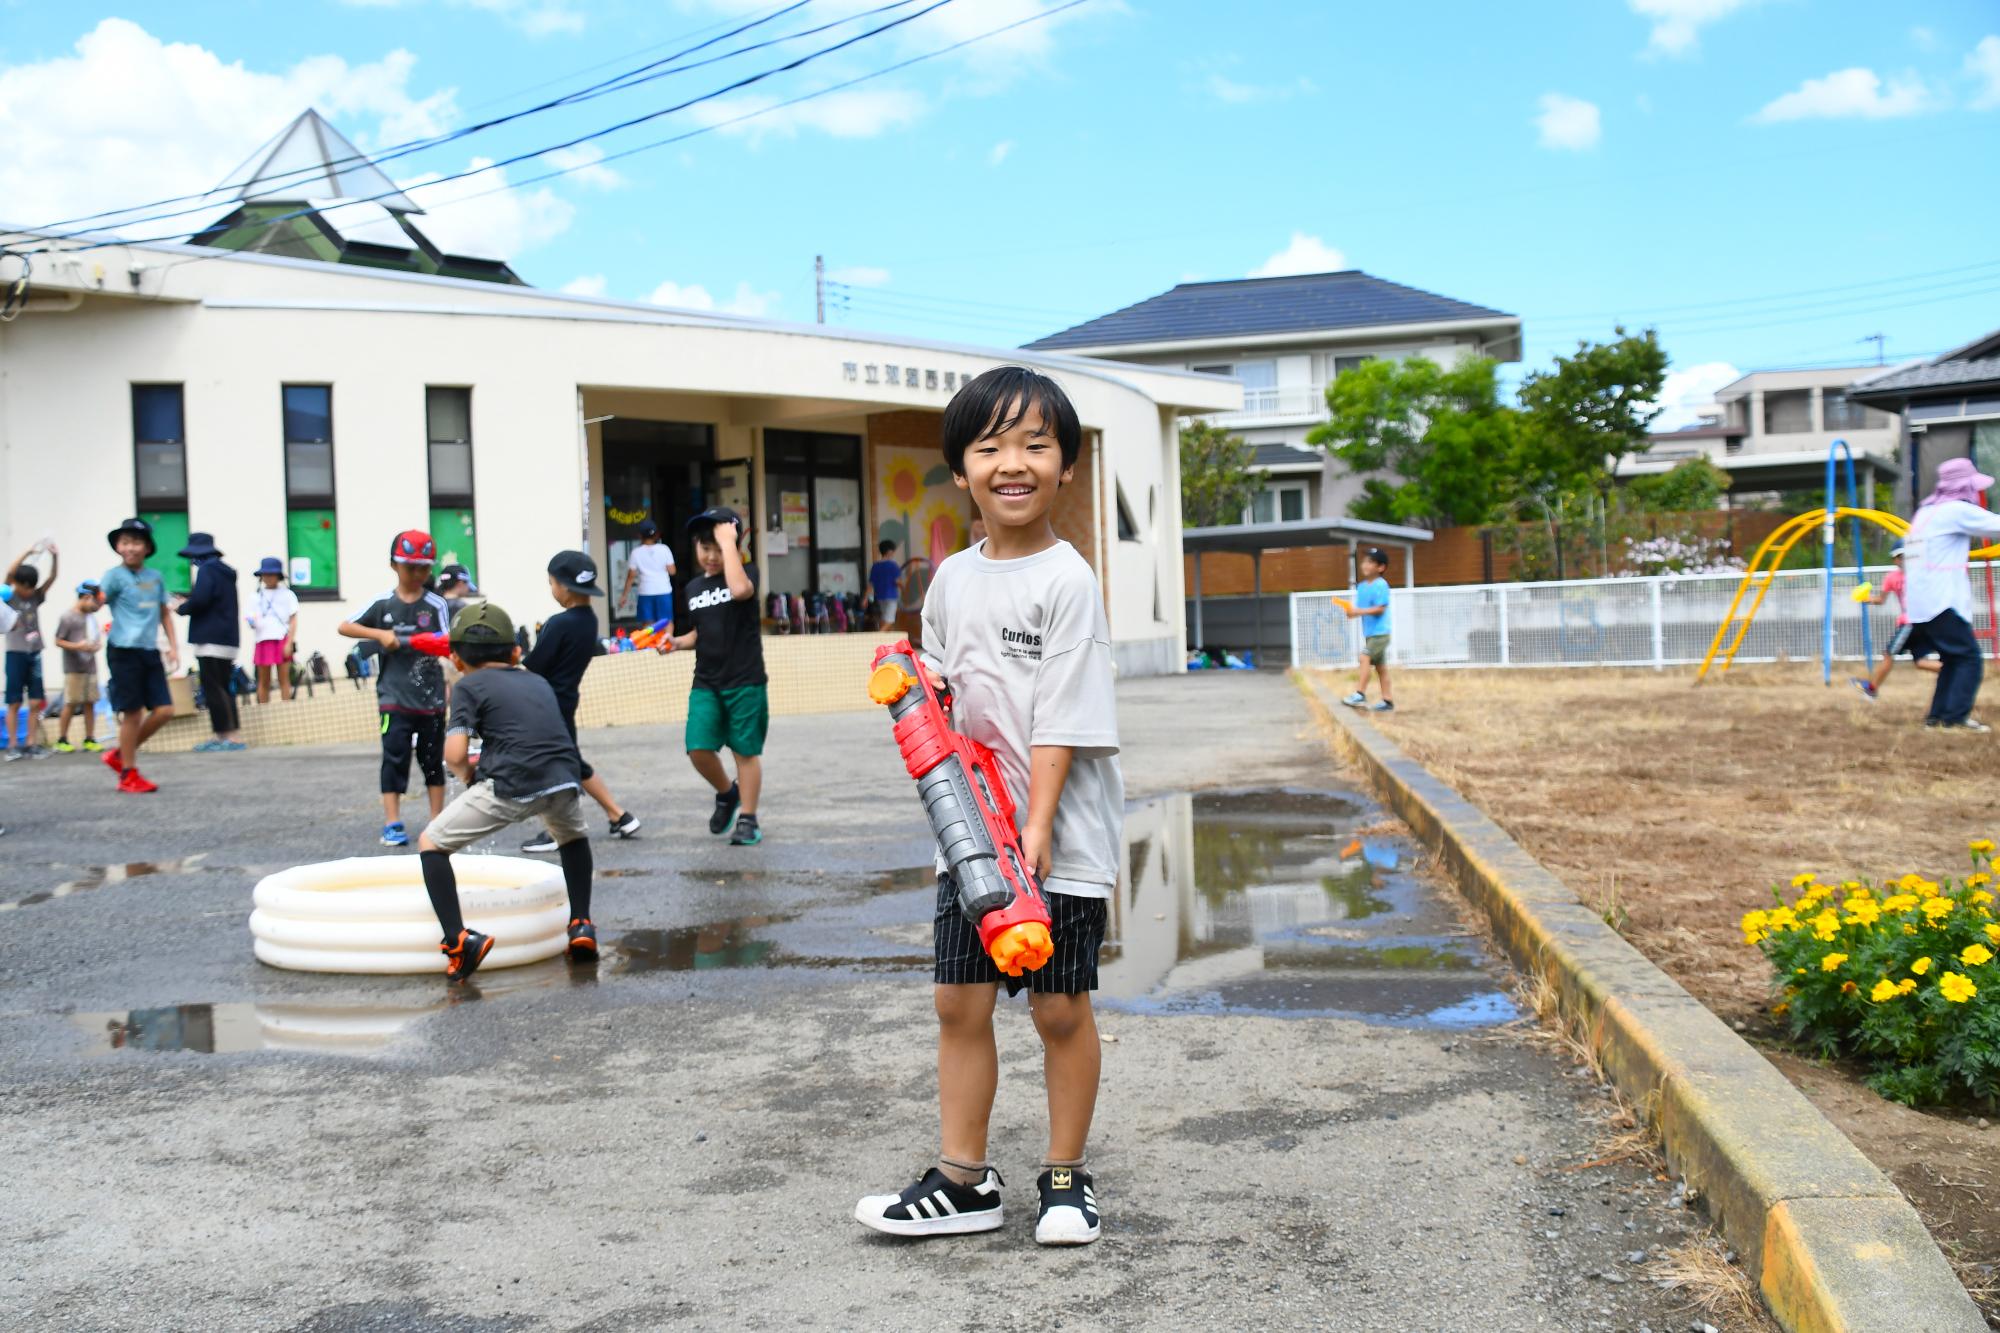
99, 518, 179, 792
337, 529, 451, 845
1900, 458, 2000, 729
174, 532, 244, 751
248, 557, 300, 705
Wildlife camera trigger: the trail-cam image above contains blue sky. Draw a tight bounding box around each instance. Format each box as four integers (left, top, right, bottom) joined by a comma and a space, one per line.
4, 1, 1997, 420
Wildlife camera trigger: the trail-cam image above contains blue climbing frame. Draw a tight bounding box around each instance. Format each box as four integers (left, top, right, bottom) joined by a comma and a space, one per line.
1821, 438, 1875, 685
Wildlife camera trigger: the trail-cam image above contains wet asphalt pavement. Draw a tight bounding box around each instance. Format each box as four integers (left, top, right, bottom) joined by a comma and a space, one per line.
0, 673, 1707, 1331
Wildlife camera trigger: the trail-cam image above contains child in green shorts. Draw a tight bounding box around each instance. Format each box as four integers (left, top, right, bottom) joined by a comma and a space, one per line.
655, 507, 766, 845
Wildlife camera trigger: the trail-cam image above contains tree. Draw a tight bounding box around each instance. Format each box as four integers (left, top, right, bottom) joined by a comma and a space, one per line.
1626, 457, 1728, 513
1515, 326, 1668, 498
1307, 354, 1519, 527
1179, 419, 1260, 528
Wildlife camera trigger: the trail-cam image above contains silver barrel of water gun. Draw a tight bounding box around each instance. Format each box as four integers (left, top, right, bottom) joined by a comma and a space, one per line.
879, 650, 1014, 923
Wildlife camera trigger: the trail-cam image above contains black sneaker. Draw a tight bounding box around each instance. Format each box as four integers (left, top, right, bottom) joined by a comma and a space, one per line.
608, 811, 641, 839
1034, 1167, 1101, 1246
854, 1165, 1004, 1237
708, 783, 740, 835
729, 813, 762, 846
441, 929, 494, 983
520, 831, 559, 854
566, 917, 598, 963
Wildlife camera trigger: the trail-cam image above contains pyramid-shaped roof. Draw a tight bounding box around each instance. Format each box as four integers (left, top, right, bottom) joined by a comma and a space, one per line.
222, 109, 424, 214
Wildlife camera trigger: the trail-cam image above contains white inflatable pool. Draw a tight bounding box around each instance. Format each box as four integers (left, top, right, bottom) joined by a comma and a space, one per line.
249, 854, 569, 974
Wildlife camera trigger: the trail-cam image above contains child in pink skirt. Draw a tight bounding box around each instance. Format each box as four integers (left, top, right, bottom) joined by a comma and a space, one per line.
248, 557, 299, 704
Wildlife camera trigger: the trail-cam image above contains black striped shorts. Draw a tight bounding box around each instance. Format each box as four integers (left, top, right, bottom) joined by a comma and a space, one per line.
932, 873, 1107, 996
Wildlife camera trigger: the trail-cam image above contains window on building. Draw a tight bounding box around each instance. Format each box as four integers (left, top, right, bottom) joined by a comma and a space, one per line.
1764, 390, 1812, 434
1245, 482, 1309, 525
283, 384, 339, 597
764, 430, 865, 599
1115, 481, 1140, 542
1330, 354, 1373, 378
1822, 390, 1881, 432
425, 386, 477, 582
131, 384, 193, 592
1191, 363, 1233, 378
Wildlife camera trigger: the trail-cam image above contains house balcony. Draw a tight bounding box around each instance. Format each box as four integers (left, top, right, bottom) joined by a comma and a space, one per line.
1201, 384, 1330, 428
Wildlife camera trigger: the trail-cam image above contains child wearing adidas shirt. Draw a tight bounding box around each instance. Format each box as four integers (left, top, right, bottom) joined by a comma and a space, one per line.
854, 366, 1120, 1248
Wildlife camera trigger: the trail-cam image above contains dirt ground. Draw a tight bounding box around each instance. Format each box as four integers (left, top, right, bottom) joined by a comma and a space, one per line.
1344, 663, 2000, 1317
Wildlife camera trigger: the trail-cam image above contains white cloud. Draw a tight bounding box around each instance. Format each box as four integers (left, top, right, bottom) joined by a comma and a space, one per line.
561, 274, 607, 297
1648, 361, 1740, 433
1629, 0, 1753, 57
0, 19, 461, 230
1968, 35, 2000, 110
541, 143, 623, 190
691, 87, 926, 142
1534, 93, 1602, 150
336, 0, 584, 36
1248, 232, 1347, 279
1205, 73, 1316, 104
827, 265, 889, 287
647, 278, 778, 317
1752, 67, 1935, 123
391, 158, 575, 258
988, 139, 1014, 166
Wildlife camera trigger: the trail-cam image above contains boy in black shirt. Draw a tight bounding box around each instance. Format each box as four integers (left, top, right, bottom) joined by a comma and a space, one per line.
520, 550, 640, 852
654, 507, 766, 845
338, 530, 451, 847
417, 601, 598, 981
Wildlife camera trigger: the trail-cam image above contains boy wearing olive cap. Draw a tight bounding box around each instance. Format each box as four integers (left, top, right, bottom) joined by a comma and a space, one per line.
417, 601, 599, 982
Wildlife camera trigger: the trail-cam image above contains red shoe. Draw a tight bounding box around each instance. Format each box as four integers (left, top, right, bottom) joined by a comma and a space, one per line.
117, 769, 159, 794
103, 749, 125, 775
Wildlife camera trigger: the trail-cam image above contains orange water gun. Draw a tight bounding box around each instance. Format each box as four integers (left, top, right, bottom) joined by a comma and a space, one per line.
868, 639, 1054, 976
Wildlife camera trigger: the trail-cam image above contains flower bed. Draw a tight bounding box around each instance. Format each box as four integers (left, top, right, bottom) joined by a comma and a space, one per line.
1746, 840, 2000, 1107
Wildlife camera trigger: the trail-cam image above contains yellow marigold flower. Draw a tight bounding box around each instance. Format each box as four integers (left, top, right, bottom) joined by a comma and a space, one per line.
1971, 839, 1996, 856
1911, 956, 1933, 975
1791, 871, 1817, 889
1914, 880, 1942, 899
1740, 909, 1770, 944
1966, 872, 1992, 888
1970, 890, 1995, 907
1900, 872, 1927, 891
1985, 923, 2000, 945
1939, 972, 1978, 1003
1844, 901, 1882, 927
1962, 943, 1995, 967
1904, 924, 1919, 935
1772, 1001, 1790, 1016
1811, 910, 1842, 941
1795, 967, 1806, 976
1870, 979, 1900, 1002
1923, 897, 1956, 923
1840, 980, 1858, 994
1881, 894, 1919, 913
1769, 906, 1799, 930
1897, 978, 1918, 995
1821, 952, 1849, 972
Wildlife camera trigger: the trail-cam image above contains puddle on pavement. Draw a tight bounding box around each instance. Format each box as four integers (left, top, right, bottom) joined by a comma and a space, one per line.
3, 855, 210, 913
1098, 789, 1519, 1028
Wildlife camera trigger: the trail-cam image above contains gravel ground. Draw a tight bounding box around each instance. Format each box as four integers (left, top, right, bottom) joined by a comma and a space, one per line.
0, 672, 1714, 1331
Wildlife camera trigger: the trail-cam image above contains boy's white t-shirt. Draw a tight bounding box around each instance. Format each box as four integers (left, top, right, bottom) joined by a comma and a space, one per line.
629, 542, 676, 595
920, 539, 1122, 900
250, 585, 300, 641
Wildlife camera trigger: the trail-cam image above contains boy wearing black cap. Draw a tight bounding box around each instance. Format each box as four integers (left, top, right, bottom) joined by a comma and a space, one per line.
338, 530, 452, 846
653, 507, 765, 846
520, 550, 640, 851
100, 518, 179, 792
1338, 547, 1395, 713
417, 601, 599, 981
52, 580, 105, 754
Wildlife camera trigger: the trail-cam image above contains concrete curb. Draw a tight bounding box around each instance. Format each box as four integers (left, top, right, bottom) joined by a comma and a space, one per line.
1296, 673, 1985, 1333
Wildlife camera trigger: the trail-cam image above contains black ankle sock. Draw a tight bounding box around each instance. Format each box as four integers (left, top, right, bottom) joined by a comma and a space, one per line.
558, 837, 593, 920
419, 850, 464, 942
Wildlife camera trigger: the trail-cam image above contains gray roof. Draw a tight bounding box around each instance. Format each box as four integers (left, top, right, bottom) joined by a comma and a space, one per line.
1849, 348, 2000, 404
1183, 514, 1432, 555
1252, 442, 1322, 469
1025, 270, 1515, 351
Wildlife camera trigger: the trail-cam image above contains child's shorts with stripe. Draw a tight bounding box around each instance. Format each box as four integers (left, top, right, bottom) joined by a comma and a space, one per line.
932, 871, 1107, 996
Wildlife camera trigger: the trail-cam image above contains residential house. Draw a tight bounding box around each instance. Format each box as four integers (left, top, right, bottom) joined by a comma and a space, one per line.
1025, 271, 1522, 524
1848, 330, 2000, 508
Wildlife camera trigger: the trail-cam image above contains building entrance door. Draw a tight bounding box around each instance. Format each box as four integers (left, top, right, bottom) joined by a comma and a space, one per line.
602, 419, 715, 626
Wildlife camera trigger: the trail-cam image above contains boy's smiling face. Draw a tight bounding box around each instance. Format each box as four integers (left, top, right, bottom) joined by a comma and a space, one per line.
954, 401, 1071, 531
115, 534, 149, 568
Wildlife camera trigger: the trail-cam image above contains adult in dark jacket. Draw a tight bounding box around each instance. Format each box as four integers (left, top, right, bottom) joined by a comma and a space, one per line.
174, 533, 244, 749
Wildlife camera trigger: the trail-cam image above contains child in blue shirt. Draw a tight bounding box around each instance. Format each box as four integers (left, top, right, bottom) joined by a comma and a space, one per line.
1339, 546, 1394, 713
868, 540, 902, 629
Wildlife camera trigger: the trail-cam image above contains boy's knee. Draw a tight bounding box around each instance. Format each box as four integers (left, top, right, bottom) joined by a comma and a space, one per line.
934, 985, 994, 1030
1029, 992, 1091, 1042
416, 832, 441, 852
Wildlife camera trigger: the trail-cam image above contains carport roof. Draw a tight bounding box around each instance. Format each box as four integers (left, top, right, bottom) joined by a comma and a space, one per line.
1182, 515, 1432, 554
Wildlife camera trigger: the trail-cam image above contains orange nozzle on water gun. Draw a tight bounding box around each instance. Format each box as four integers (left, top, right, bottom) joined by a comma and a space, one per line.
869, 640, 1054, 977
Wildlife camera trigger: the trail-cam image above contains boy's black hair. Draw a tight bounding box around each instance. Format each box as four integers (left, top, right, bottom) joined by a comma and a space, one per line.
941, 366, 1081, 476
453, 641, 514, 668
877, 539, 897, 556
6, 566, 33, 587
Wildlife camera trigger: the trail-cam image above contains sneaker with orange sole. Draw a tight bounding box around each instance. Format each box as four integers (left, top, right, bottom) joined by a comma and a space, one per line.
441, 929, 494, 983
117, 769, 159, 794
566, 918, 598, 962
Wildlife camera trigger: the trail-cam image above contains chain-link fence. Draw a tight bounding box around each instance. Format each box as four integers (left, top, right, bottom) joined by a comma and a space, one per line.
1288, 566, 1995, 670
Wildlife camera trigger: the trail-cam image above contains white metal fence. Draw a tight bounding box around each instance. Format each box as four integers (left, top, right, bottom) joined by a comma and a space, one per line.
1288, 565, 1993, 670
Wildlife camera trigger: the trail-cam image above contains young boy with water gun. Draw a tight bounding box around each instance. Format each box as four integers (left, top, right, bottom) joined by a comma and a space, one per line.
337, 531, 452, 846
415, 601, 598, 981
853, 366, 1122, 1247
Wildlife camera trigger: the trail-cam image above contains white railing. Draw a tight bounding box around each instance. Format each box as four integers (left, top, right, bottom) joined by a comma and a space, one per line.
1206, 385, 1328, 424
1288, 565, 1980, 670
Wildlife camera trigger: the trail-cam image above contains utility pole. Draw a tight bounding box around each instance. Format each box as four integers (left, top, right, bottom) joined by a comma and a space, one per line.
1860, 332, 1885, 365
815, 254, 824, 324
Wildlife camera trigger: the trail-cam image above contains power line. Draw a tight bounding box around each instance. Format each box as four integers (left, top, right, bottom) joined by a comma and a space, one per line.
1526, 256, 2000, 326
16, 0, 961, 256
824, 279, 1095, 320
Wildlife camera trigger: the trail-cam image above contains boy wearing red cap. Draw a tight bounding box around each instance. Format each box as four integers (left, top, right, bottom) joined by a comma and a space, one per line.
338, 530, 452, 845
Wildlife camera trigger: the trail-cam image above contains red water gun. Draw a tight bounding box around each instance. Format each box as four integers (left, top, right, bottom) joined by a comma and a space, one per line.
408, 632, 452, 658
631, 617, 673, 650
868, 639, 1053, 976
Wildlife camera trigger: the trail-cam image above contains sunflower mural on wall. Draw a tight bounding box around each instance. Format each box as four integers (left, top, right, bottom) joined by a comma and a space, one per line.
875, 445, 968, 611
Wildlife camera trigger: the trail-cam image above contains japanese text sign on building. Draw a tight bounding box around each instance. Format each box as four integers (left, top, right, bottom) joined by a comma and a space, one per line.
843, 360, 972, 393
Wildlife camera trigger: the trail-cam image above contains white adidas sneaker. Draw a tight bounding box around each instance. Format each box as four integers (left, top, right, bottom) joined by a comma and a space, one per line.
854, 1165, 1004, 1237
1033, 1167, 1100, 1246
